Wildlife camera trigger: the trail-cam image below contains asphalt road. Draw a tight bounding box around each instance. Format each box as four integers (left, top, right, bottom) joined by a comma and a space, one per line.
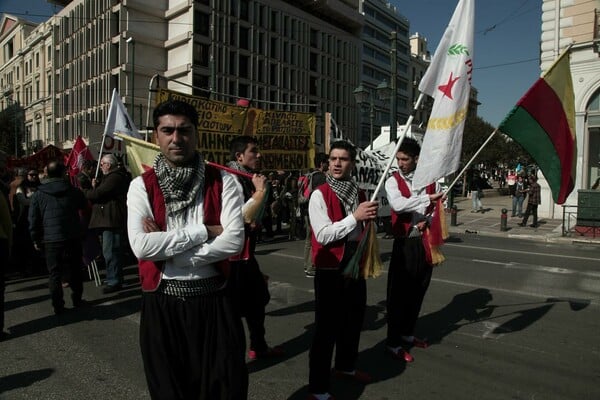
1, 234, 599, 400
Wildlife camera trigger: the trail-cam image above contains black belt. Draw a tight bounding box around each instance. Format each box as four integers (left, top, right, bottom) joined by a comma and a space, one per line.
158, 276, 225, 297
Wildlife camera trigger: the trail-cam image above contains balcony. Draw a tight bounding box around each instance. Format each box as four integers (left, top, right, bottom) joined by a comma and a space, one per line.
1, 84, 13, 96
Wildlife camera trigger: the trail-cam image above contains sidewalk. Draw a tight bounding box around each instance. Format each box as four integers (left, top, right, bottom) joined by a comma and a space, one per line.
446, 187, 600, 244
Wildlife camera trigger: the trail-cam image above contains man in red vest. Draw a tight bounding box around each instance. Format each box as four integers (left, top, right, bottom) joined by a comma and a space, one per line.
385, 138, 445, 363
307, 140, 378, 400
226, 135, 284, 360
126, 100, 247, 400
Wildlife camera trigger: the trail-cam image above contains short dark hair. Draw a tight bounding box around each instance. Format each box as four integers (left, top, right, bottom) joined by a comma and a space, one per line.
329, 140, 356, 161
314, 152, 328, 168
46, 161, 65, 178
398, 137, 421, 158
229, 135, 258, 161
153, 100, 199, 129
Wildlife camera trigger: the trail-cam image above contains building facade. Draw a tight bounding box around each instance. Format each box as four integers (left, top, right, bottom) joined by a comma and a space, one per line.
356, 0, 410, 148
540, 0, 600, 217
1, 0, 366, 154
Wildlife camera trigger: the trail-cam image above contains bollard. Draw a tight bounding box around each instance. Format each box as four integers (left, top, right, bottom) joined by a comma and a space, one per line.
500, 208, 508, 231
451, 205, 458, 226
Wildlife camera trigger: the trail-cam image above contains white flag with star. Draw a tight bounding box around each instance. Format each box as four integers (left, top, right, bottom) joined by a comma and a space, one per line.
412, 0, 474, 190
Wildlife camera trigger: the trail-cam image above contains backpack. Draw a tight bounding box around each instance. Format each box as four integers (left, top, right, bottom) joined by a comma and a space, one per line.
298, 171, 316, 206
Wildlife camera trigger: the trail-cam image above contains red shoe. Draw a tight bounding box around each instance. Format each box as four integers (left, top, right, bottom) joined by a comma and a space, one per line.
386, 346, 414, 363
247, 346, 284, 361
332, 369, 372, 384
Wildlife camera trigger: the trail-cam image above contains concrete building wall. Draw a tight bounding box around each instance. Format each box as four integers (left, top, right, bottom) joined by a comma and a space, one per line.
539, 0, 600, 219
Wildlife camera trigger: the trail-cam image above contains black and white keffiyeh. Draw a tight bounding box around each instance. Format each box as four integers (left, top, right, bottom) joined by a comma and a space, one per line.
226, 161, 254, 198
326, 174, 359, 215
153, 152, 205, 216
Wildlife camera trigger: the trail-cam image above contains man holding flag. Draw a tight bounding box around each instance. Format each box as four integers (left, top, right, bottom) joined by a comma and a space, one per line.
307, 140, 378, 400
226, 135, 284, 361
384, 138, 445, 363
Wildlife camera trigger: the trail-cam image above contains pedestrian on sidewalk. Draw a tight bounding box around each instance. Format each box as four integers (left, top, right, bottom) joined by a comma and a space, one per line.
307, 141, 378, 400
511, 175, 527, 217
470, 171, 485, 213
127, 100, 247, 399
519, 175, 541, 228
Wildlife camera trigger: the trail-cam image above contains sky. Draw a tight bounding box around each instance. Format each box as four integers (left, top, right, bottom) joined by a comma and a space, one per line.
4, 0, 543, 126
393, 0, 543, 126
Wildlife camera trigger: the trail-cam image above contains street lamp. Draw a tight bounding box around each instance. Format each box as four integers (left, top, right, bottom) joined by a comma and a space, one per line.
126, 37, 135, 123
354, 81, 394, 149
382, 31, 398, 142
353, 84, 375, 150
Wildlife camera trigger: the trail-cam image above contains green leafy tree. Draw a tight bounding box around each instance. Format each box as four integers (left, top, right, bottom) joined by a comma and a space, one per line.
462, 114, 531, 168
0, 104, 24, 157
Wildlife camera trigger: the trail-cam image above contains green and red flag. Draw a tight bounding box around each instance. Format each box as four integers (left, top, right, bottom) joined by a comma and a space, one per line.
498, 49, 576, 204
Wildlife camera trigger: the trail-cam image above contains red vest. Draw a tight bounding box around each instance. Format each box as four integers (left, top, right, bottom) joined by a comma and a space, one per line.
138, 165, 227, 291
311, 183, 366, 269
390, 172, 436, 237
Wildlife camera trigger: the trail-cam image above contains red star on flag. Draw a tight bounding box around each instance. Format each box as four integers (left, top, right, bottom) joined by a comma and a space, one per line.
438, 72, 460, 99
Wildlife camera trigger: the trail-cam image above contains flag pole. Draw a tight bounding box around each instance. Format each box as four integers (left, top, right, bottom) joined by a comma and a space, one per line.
445, 128, 498, 194
94, 133, 108, 180
369, 92, 425, 202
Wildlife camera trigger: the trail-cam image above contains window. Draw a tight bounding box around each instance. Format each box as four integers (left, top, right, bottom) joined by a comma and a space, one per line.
239, 27, 249, 50
239, 55, 249, 78
194, 11, 210, 36
193, 43, 210, 67
3, 39, 14, 60
36, 52, 40, 68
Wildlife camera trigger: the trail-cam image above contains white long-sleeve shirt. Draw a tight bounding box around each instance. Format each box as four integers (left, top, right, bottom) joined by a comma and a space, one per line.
385, 173, 439, 226
127, 171, 245, 280
308, 188, 361, 245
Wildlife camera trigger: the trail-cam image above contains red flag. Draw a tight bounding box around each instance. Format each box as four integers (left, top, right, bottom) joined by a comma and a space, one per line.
65, 136, 94, 182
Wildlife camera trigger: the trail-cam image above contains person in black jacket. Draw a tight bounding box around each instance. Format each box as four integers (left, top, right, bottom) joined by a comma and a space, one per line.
29, 161, 87, 315
84, 154, 131, 294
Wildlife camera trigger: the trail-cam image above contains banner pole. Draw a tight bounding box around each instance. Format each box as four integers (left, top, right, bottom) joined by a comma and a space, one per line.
369, 93, 425, 202
94, 134, 107, 180
445, 128, 497, 193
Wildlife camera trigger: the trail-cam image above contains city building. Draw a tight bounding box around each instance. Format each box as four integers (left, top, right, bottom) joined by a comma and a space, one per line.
355, 0, 411, 149
539, 0, 600, 218
1, 0, 366, 154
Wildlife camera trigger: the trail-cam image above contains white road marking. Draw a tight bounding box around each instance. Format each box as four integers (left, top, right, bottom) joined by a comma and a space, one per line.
447, 243, 598, 261
473, 259, 600, 278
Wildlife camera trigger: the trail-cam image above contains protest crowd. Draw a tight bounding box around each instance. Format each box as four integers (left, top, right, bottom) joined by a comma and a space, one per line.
0, 91, 551, 400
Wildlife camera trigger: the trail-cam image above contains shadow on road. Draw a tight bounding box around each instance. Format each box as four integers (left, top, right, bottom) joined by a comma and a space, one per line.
0, 368, 54, 394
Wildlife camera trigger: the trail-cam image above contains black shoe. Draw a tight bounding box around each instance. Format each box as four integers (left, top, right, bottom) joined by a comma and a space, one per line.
54, 305, 65, 315
72, 298, 88, 308
305, 270, 316, 278
102, 284, 122, 294
517, 222, 525, 227
529, 224, 538, 228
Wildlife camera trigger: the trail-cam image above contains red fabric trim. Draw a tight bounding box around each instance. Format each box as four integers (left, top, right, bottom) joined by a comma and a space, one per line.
138, 165, 229, 291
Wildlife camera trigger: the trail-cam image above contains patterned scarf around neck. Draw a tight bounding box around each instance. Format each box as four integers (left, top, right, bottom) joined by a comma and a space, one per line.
226, 161, 255, 198
326, 174, 359, 215
154, 152, 205, 216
